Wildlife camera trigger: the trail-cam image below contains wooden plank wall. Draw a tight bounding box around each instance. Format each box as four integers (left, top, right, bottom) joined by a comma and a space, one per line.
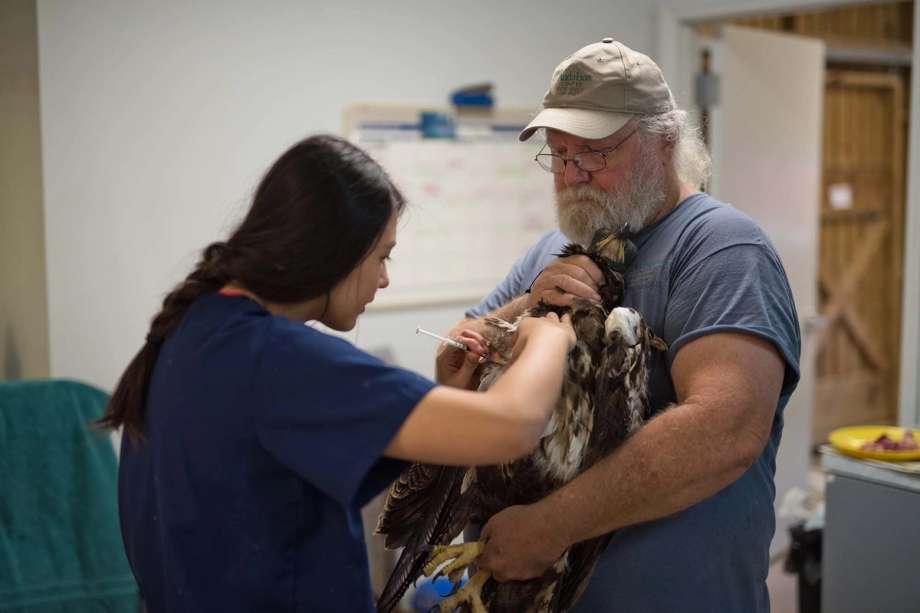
732, 2, 913, 47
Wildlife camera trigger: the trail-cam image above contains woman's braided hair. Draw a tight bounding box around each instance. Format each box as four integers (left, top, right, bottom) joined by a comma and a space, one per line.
98, 135, 405, 441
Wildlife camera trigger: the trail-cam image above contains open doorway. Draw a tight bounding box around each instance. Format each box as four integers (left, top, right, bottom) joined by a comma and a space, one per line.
655, 0, 917, 571
661, 5, 915, 609
695, 2, 912, 447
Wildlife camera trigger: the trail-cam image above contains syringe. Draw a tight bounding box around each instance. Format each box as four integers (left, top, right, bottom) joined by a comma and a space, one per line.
415, 326, 468, 351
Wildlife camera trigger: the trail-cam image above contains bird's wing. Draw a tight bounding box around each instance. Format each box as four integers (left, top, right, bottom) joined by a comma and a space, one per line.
581, 331, 634, 470
376, 463, 444, 548
557, 324, 656, 610
551, 330, 624, 610
376, 463, 471, 613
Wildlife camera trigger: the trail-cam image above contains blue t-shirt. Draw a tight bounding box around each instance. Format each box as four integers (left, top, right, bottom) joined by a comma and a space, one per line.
468, 193, 801, 613
118, 293, 435, 613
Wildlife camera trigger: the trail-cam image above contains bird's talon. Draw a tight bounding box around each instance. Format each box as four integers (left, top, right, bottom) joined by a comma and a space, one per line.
447, 567, 465, 585
423, 542, 485, 579
433, 569, 491, 613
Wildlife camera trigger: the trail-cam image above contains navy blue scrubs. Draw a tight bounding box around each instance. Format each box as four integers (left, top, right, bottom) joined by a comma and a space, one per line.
118, 293, 435, 612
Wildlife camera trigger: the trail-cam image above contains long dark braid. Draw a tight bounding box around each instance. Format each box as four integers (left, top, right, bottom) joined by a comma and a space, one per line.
97, 242, 230, 441
97, 134, 404, 442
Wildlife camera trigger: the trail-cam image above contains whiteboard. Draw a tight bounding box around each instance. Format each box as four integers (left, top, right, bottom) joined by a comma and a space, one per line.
344, 105, 556, 309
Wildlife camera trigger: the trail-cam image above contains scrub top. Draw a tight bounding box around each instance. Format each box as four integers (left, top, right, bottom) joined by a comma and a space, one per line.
118, 292, 435, 612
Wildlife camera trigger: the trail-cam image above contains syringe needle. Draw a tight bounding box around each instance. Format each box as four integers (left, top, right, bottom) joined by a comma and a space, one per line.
415, 326, 468, 351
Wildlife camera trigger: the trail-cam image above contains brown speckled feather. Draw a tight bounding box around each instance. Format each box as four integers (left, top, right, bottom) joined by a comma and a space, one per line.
375, 464, 473, 612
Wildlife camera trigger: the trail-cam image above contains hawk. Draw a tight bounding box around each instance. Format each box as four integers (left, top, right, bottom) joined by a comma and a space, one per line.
376, 232, 666, 613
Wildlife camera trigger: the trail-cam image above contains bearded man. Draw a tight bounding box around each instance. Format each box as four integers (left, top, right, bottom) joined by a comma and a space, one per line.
437, 38, 802, 613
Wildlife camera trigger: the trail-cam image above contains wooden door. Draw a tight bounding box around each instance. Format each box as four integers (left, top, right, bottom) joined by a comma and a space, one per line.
812, 70, 907, 444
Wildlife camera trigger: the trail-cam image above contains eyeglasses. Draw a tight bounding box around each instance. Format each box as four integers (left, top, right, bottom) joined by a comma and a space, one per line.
534, 127, 638, 174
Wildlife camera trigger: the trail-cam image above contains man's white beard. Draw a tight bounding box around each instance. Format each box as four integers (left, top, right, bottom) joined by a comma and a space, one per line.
555, 146, 668, 245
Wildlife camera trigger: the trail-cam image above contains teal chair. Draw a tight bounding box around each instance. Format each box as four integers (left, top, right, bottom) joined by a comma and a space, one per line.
0, 379, 138, 612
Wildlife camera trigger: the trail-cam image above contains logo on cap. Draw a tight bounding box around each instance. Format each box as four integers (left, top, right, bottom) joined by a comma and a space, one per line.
557, 69, 592, 96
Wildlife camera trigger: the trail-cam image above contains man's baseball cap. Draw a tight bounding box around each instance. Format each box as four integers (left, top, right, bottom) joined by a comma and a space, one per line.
520, 38, 675, 142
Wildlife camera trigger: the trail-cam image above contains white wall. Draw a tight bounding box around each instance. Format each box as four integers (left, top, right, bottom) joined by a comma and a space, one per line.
37, 0, 655, 386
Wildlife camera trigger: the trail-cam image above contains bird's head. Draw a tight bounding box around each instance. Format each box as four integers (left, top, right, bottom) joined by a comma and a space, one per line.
605, 307, 667, 352
589, 227, 637, 272
554, 229, 636, 311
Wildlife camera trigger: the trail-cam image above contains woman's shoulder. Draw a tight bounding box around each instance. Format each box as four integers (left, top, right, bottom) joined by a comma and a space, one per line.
265, 318, 364, 362
182, 294, 363, 373
257, 318, 435, 423
260, 318, 419, 391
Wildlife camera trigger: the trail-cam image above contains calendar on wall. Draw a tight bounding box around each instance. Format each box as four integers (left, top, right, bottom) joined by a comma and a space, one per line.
344, 105, 557, 309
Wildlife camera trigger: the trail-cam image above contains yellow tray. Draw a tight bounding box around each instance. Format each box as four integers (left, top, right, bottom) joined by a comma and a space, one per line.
828, 425, 920, 461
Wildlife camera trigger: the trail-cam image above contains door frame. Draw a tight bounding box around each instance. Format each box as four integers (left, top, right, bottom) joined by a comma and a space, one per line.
657, 0, 920, 428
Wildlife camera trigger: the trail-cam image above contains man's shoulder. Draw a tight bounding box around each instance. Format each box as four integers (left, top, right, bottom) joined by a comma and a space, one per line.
668, 193, 773, 251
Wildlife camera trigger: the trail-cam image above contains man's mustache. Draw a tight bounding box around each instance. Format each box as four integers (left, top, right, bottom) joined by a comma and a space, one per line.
557, 185, 608, 207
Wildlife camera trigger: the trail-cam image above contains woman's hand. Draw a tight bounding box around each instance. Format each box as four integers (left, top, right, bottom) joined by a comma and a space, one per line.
435, 328, 490, 389
512, 312, 576, 361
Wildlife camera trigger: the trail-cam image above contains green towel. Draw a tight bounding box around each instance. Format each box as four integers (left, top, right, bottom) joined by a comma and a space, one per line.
0, 379, 138, 612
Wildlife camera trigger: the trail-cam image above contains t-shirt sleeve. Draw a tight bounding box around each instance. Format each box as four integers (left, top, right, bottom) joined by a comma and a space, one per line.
465, 230, 569, 318
665, 242, 802, 397
465, 256, 529, 319
254, 324, 436, 508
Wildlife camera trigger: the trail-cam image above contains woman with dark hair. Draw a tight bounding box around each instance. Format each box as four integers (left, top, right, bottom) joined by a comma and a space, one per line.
98, 135, 574, 613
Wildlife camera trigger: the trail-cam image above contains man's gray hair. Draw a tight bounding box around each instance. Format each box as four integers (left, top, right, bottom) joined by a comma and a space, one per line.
637, 109, 711, 189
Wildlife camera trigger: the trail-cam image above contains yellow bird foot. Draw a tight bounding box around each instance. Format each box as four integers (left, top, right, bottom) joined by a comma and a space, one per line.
423, 542, 490, 612
423, 541, 485, 584
432, 568, 491, 613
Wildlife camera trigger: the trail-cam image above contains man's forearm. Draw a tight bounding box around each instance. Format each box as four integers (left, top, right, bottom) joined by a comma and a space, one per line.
535, 401, 756, 546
